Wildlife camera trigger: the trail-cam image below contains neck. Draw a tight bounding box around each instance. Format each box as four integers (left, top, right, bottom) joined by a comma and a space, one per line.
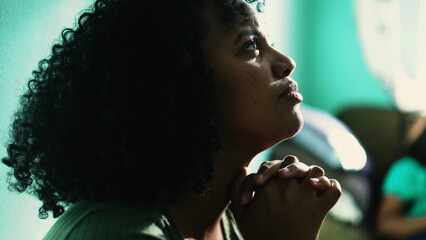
167, 147, 256, 240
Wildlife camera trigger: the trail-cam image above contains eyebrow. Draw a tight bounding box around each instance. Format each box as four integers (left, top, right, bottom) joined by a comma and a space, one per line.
234, 29, 261, 44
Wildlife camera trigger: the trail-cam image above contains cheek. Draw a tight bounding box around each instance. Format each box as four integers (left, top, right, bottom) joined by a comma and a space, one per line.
214, 68, 260, 112
212, 63, 303, 144
213, 80, 262, 141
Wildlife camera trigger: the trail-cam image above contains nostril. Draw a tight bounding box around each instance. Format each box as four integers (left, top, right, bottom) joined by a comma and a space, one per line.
273, 59, 295, 78
281, 69, 291, 78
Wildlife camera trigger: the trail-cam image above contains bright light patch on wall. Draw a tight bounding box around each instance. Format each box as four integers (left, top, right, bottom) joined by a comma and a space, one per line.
262, 0, 290, 52
328, 128, 367, 171
355, 0, 426, 113
291, 104, 368, 172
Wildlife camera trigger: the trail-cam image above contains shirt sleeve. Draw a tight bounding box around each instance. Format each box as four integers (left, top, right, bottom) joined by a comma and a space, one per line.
382, 157, 421, 202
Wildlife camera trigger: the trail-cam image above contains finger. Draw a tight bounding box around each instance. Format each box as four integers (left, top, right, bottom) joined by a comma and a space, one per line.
303, 166, 328, 193
306, 165, 325, 178
238, 173, 257, 206
280, 155, 299, 167
254, 155, 301, 184
229, 167, 251, 218
277, 161, 310, 179
229, 167, 249, 206
309, 176, 332, 192
328, 179, 342, 198
254, 160, 282, 185
319, 179, 342, 209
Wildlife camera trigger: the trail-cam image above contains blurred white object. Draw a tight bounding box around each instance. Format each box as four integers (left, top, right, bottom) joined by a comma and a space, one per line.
249, 104, 368, 172
354, 0, 426, 112
292, 104, 368, 171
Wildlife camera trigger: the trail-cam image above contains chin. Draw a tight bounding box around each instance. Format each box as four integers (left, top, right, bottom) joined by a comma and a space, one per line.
292, 114, 304, 136
253, 109, 305, 153
280, 112, 305, 142
265, 120, 304, 152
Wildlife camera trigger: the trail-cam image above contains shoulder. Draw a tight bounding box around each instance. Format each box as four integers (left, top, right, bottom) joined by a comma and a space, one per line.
382, 156, 424, 199
388, 156, 422, 175
43, 201, 182, 240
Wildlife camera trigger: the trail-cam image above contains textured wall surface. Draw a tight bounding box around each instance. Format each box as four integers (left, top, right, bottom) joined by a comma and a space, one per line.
286, 0, 394, 114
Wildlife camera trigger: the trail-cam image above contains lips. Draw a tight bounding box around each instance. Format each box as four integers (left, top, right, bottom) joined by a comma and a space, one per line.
283, 82, 298, 95
280, 81, 303, 103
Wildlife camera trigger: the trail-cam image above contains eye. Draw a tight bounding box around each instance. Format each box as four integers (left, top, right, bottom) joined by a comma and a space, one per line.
244, 38, 260, 52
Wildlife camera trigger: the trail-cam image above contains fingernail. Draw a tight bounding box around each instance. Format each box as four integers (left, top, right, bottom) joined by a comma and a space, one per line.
255, 173, 264, 181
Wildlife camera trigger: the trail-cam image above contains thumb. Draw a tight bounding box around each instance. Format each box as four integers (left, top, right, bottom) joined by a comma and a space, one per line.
229, 167, 252, 216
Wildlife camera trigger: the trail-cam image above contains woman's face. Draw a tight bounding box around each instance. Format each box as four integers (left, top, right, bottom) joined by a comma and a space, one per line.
203, 2, 303, 153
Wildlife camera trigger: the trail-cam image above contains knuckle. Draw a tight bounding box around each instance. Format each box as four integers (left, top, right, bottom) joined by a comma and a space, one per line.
258, 160, 280, 171
245, 173, 257, 181
330, 180, 342, 196
282, 155, 299, 164
310, 165, 325, 176
256, 162, 271, 174
285, 162, 298, 171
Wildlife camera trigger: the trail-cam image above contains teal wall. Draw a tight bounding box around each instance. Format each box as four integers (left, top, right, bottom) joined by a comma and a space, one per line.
0, 1, 92, 239
284, 0, 395, 115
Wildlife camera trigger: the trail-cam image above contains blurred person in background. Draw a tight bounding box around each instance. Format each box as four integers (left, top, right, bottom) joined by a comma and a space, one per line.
377, 117, 426, 240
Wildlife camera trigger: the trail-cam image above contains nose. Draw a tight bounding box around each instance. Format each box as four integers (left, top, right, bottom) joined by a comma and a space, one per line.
272, 53, 296, 79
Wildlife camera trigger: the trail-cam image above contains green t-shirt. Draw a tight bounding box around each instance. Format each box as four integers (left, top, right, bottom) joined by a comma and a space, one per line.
382, 156, 426, 218
43, 201, 243, 240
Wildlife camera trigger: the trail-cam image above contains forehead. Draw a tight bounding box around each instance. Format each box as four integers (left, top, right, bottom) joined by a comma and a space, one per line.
202, 0, 272, 41
203, 0, 258, 30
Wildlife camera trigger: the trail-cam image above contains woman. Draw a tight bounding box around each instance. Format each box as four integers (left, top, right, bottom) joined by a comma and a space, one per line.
377, 122, 426, 240
2, 0, 341, 239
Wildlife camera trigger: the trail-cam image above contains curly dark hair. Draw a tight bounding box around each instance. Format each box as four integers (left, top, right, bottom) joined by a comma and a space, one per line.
2, 0, 258, 219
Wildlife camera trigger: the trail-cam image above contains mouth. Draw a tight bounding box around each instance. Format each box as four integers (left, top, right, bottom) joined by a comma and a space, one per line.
283, 81, 298, 95
279, 81, 303, 103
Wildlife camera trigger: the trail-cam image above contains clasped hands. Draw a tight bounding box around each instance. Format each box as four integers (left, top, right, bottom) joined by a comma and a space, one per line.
230, 155, 342, 240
